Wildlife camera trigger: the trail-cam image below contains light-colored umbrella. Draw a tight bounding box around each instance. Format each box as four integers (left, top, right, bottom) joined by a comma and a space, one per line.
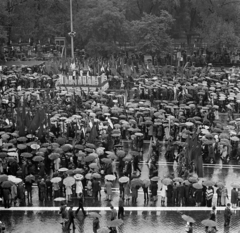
107, 219, 123, 227
105, 174, 116, 181
201, 219, 217, 227
182, 215, 196, 223
51, 177, 62, 183
88, 212, 101, 218
119, 176, 129, 183
63, 177, 75, 186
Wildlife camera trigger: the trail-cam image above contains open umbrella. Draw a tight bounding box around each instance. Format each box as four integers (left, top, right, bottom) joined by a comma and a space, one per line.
116, 150, 126, 157
173, 177, 184, 183
31, 144, 40, 150
142, 179, 150, 187
51, 177, 62, 183
201, 219, 217, 227
48, 153, 60, 160
216, 182, 225, 188
188, 177, 198, 183
88, 212, 101, 218
74, 168, 85, 174
231, 183, 240, 188
203, 180, 215, 187
119, 176, 129, 183
54, 197, 66, 202
63, 177, 75, 186
161, 178, 172, 186
107, 153, 118, 160
151, 176, 159, 182
86, 143, 96, 149
193, 183, 203, 189
25, 174, 35, 182
21, 152, 33, 158
17, 137, 27, 142
32, 156, 44, 162
89, 163, 98, 169
58, 167, 68, 172
107, 219, 123, 227
182, 215, 196, 223
17, 144, 27, 150
131, 178, 143, 187
0, 174, 8, 182
75, 144, 84, 150
0, 152, 7, 158
101, 158, 112, 164
92, 173, 101, 179
2, 180, 14, 188
105, 174, 116, 181
84, 155, 96, 162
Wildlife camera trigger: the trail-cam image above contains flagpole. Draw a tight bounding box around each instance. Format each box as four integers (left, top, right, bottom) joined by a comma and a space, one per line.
70, 0, 74, 59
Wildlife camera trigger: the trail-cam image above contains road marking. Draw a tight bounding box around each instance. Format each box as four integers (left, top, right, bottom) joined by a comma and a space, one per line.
0, 206, 238, 212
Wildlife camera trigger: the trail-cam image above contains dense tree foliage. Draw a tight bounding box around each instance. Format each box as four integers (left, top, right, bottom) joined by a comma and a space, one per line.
0, 0, 240, 56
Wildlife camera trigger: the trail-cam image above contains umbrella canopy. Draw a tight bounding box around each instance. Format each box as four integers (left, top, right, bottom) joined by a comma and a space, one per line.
116, 150, 126, 157
105, 174, 116, 181
54, 197, 66, 202
25, 174, 35, 182
231, 183, 240, 188
21, 152, 33, 158
151, 176, 159, 182
142, 179, 151, 187
161, 178, 172, 186
97, 227, 110, 233
201, 219, 217, 227
193, 183, 203, 189
181, 215, 196, 223
216, 181, 225, 188
119, 176, 129, 183
63, 177, 75, 186
92, 173, 101, 179
58, 167, 68, 172
49, 153, 60, 160
2, 180, 14, 188
131, 178, 143, 187
0, 174, 8, 182
88, 212, 101, 218
74, 168, 85, 174
101, 158, 112, 164
0, 152, 7, 158
51, 177, 62, 183
32, 156, 44, 162
84, 155, 96, 162
89, 163, 98, 169
203, 180, 215, 187
173, 177, 184, 183
107, 219, 123, 227
188, 177, 198, 183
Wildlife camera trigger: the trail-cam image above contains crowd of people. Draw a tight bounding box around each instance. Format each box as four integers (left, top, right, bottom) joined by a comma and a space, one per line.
0, 62, 240, 232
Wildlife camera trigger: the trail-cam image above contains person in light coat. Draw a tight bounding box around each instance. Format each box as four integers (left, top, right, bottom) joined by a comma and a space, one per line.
75, 179, 83, 197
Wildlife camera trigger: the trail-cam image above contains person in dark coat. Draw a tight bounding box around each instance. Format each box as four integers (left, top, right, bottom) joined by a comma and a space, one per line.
224, 203, 232, 227
45, 177, 52, 200
231, 187, 238, 208
195, 189, 203, 206
2, 188, 11, 208
150, 181, 158, 202
167, 184, 173, 206
177, 182, 185, 206
39, 179, 46, 201
75, 193, 87, 216
25, 179, 33, 203
9, 160, 18, 176
67, 205, 75, 230
17, 181, 25, 206
184, 183, 190, 206
92, 178, 100, 202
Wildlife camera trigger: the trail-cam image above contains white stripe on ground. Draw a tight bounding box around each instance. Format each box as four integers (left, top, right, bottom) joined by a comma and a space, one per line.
0, 206, 238, 212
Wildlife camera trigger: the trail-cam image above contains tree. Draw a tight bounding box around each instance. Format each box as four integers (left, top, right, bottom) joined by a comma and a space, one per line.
131, 11, 174, 58
199, 14, 239, 51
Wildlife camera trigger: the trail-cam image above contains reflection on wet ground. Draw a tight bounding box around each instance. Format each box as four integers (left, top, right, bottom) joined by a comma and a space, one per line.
1, 210, 239, 233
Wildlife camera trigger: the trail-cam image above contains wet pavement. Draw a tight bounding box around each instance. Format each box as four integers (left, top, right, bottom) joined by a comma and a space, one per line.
1, 141, 240, 232
1, 210, 240, 233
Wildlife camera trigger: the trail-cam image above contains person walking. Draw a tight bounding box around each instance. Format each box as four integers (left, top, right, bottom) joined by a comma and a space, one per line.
67, 205, 75, 230
92, 178, 100, 202
75, 193, 87, 217
118, 197, 124, 219
209, 206, 218, 231
142, 183, 149, 203
105, 180, 113, 201
224, 203, 232, 227
93, 217, 100, 233
59, 203, 68, 229
2, 188, 11, 208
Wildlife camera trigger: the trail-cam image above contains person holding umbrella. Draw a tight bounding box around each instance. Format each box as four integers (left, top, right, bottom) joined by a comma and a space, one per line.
182, 215, 195, 233
75, 193, 87, 217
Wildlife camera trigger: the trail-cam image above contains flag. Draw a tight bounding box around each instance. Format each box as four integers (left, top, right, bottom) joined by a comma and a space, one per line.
88, 123, 98, 144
